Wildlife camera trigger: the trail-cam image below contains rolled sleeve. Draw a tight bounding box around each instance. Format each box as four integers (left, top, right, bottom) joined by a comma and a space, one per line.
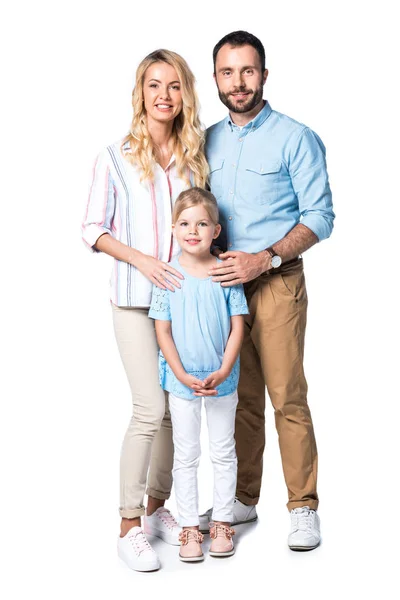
82, 149, 116, 252
290, 128, 335, 242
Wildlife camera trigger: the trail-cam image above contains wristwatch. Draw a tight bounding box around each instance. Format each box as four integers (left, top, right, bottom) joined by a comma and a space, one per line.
265, 246, 282, 269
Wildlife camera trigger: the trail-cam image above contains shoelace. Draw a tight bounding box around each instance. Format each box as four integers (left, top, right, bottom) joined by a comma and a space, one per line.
157, 508, 179, 530
128, 530, 153, 556
291, 506, 315, 532
179, 529, 204, 545
210, 523, 235, 540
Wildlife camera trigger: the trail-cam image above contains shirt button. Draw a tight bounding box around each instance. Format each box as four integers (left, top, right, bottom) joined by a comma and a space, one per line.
229, 190, 233, 194
232, 163, 236, 167
229, 243, 233, 247
228, 216, 232, 220
238, 137, 243, 142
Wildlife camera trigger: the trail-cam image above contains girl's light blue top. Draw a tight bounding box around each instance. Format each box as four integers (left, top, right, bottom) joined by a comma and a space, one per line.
148, 257, 249, 400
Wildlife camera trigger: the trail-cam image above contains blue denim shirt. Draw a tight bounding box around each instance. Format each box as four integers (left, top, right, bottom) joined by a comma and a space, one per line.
206, 102, 335, 253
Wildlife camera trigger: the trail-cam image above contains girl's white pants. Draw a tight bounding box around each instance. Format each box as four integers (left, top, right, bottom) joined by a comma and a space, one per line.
169, 391, 238, 526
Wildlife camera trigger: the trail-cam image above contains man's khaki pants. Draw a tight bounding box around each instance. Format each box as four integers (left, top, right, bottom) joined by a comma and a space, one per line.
236, 258, 319, 511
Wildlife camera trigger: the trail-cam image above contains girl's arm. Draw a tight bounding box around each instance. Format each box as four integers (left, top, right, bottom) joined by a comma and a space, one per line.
200, 315, 245, 391
155, 320, 215, 394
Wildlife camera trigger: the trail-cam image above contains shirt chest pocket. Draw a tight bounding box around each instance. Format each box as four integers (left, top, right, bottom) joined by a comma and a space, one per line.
208, 157, 224, 200
241, 160, 282, 205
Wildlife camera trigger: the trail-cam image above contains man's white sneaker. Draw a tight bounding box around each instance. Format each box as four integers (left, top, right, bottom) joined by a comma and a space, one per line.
118, 526, 160, 572
288, 506, 321, 550
144, 507, 181, 545
199, 498, 258, 533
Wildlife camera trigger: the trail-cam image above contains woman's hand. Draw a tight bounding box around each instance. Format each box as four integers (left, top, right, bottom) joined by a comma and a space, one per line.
134, 254, 184, 291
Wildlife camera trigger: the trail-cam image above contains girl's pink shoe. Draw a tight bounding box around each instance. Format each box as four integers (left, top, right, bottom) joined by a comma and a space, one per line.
179, 528, 204, 562
209, 523, 235, 557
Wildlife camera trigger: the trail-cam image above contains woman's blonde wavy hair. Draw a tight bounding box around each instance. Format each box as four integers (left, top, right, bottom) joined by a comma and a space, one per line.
122, 49, 208, 188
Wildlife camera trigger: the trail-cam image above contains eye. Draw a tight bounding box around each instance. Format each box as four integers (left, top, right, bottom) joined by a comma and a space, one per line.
170, 84, 180, 90
149, 83, 158, 88
180, 222, 188, 226
245, 69, 254, 75
222, 70, 232, 77
198, 222, 208, 227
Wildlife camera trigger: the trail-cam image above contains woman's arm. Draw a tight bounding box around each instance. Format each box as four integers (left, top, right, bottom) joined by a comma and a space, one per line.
199, 315, 245, 392
155, 320, 214, 394
95, 233, 183, 292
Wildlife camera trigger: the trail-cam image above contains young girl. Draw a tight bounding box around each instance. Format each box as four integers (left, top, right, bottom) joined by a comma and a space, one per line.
148, 187, 249, 562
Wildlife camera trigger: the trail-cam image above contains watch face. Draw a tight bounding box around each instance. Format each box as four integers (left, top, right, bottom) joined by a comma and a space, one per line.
271, 255, 282, 268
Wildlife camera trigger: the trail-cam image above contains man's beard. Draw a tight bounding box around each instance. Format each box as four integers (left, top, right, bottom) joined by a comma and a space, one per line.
217, 84, 263, 114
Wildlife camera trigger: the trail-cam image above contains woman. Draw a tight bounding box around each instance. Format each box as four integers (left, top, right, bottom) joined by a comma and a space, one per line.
82, 49, 208, 572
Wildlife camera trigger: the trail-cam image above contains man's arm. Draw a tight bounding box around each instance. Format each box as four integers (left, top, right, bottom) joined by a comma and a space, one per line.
208, 224, 317, 286
209, 127, 334, 286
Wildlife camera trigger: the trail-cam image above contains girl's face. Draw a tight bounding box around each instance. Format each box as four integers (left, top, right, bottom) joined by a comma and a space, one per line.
143, 62, 183, 126
173, 204, 221, 255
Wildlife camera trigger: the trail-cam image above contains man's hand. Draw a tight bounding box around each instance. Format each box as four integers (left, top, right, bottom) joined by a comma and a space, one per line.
208, 250, 269, 286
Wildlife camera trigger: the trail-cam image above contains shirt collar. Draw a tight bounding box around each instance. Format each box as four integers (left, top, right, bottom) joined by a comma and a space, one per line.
226, 100, 272, 133
123, 140, 176, 169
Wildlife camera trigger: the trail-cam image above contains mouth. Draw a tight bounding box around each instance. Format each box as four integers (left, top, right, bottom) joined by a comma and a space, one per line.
155, 104, 173, 111
230, 91, 252, 100
185, 239, 201, 245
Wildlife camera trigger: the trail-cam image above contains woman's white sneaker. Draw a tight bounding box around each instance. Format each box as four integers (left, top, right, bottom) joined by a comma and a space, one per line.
144, 507, 181, 545
199, 498, 257, 533
288, 506, 321, 550
118, 526, 160, 571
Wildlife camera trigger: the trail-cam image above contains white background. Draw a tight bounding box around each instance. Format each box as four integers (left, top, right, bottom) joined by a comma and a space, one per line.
1, 0, 399, 598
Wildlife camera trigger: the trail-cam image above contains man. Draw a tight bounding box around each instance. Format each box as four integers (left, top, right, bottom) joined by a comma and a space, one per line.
199, 31, 334, 550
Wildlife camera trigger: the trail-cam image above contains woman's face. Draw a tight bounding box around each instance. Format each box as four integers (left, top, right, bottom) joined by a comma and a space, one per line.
143, 62, 183, 126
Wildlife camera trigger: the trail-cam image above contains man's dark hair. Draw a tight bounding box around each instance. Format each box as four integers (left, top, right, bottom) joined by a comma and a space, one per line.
213, 31, 266, 74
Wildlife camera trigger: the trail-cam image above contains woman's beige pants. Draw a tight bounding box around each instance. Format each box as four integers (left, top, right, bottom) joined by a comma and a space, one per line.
112, 304, 173, 519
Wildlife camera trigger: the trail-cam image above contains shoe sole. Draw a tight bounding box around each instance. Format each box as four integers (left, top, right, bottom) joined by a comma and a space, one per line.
200, 515, 257, 534
209, 549, 235, 557
179, 555, 205, 562
118, 551, 160, 572
289, 542, 320, 551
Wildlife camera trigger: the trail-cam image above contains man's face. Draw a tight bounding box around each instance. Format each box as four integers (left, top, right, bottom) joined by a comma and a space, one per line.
214, 44, 268, 114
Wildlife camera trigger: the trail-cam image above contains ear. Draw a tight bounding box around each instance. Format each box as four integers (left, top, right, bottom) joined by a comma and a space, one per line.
213, 223, 222, 238
172, 224, 176, 237
213, 72, 217, 84
263, 69, 269, 85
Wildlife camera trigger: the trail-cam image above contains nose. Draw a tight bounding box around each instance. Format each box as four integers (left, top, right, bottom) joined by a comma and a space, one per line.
189, 224, 198, 235
159, 85, 171, 100
232, 70, 244, 89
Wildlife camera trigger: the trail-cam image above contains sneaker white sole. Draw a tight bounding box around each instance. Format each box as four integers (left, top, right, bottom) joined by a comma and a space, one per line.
289, 541, 320, 551
209, 549, 235, 557
179, 554, 205, 562
117, 548, 161, 572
